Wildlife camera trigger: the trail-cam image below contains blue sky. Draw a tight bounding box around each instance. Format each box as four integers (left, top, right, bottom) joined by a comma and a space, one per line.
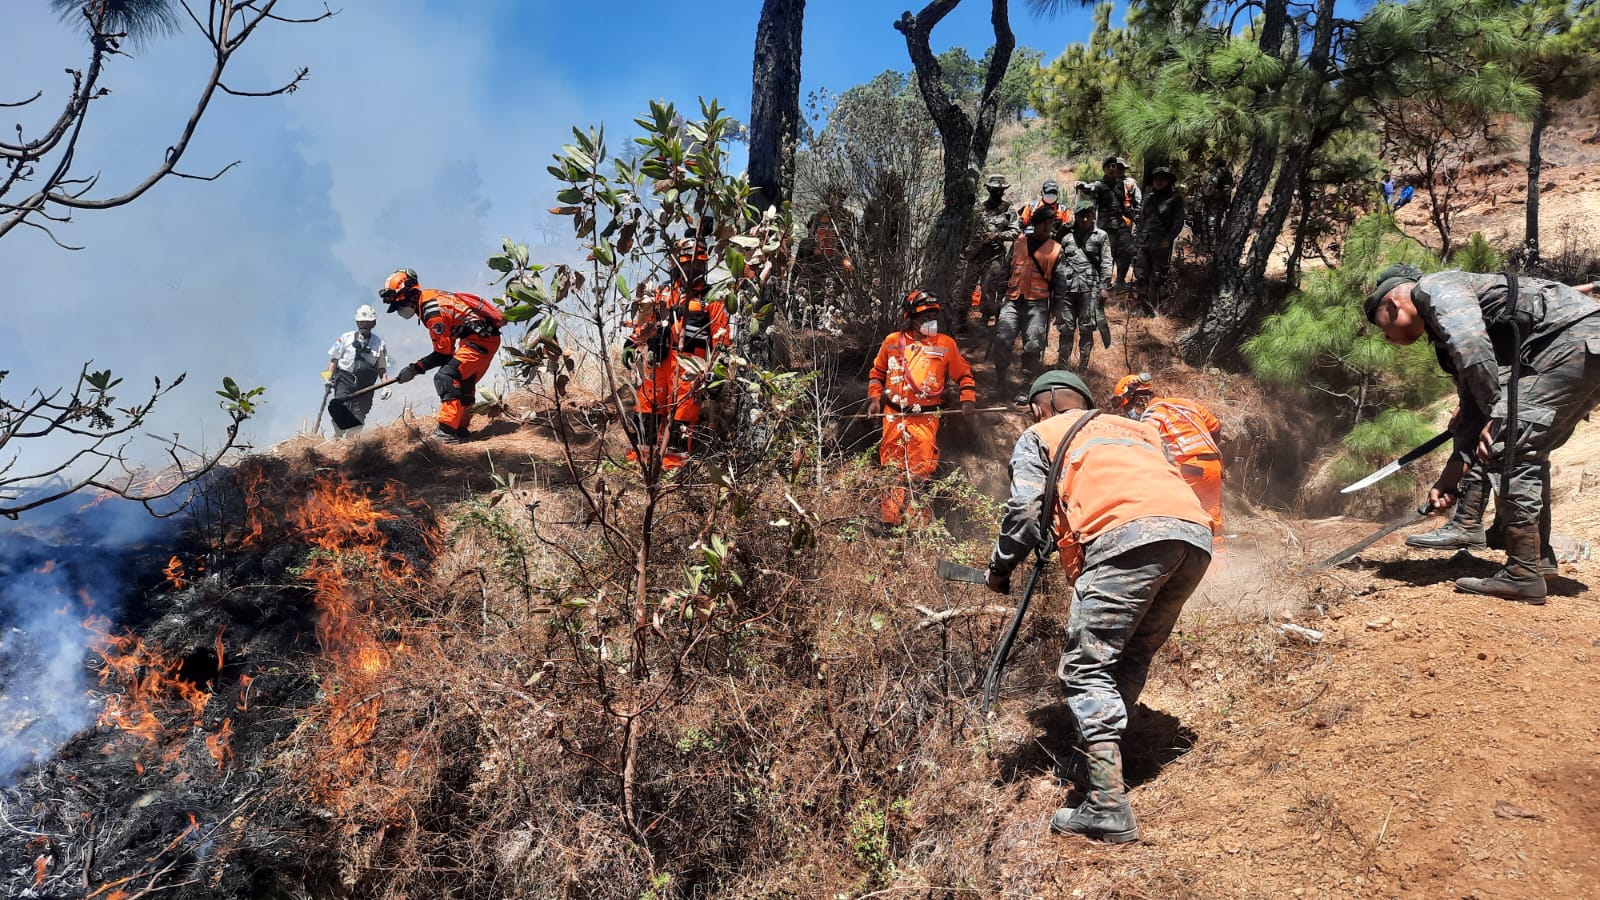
0, 1, 1097, 471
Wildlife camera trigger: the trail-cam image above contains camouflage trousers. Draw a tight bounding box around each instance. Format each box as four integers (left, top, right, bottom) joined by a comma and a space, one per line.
1057, 539, 1212, 745
994, 298, 1052, 374
1054, 291, 1105, 354
1106, 226, 1134, 284
1477, 315, 1600, 535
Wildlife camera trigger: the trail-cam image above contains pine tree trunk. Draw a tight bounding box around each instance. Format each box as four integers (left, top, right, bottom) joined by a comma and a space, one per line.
1180, 0, 1289, 364
896, 1, 1014, 316
749, 0, 806, 213
1524, 101, 1550, 267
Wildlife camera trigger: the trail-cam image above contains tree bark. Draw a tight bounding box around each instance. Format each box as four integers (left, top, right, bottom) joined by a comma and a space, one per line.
1179, 0, 1289, 363
896, 0, 1014, 318
1524, 100, 1550, 266
748, 0, 807, 213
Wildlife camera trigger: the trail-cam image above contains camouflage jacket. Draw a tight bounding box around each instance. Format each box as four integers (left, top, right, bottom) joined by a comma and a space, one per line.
988, 427, 1214, 578
1070, 226, 1114, 294
1414, 271, 1600, 455
1137, 189, 1185, 247
967, 199, 1021, 254
1084, 175, 1141, 233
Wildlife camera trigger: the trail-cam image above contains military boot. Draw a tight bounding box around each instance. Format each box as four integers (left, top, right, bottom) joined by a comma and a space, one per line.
1455, 523, 1548, 604
1408, 476, 1488, 549
1076, 332, 1092, 372
1050, 741, 1140, 843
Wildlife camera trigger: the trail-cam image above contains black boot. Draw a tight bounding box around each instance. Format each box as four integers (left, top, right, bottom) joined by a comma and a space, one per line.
1455, 523, 1548, 604
1050, 741, 1140, 843
1077, 332, 1092, 371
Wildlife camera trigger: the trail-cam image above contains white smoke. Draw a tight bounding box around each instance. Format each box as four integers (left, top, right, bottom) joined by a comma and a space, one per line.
0, 493, 178, 782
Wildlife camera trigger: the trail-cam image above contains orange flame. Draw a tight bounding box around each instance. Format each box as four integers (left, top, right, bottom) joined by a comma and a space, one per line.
35, 559, 57, 574
88, 619, 213, 752
33, 854, 48, 886
164, 556, 187, 590
205, 718, 234, 768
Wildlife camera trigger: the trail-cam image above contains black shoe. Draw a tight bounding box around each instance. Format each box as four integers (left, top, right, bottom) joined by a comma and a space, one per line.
1050, 794, 1141, 844
432, 426, 462, 445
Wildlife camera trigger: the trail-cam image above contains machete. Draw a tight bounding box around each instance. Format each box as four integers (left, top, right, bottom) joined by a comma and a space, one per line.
1339, 430, 1452, 494
1312, 501, 1436, 570
936, 559, 988, 584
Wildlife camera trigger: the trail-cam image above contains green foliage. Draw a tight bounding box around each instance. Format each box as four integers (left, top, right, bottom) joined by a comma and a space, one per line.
216, 376, 265, 419
848, 798, 893, 882
1243, 214, 1451, 421
1450, 232, 1504, 273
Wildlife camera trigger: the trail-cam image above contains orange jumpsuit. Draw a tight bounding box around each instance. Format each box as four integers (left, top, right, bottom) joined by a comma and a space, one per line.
868, 330, 976, 524
410, 290, 503, 434
626, 284, 730, 462
1140, 397, 1224, 536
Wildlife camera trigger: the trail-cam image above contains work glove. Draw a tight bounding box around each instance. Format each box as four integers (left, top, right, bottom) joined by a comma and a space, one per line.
395, 363, 421, 384
866, 396, 883, 417
960, 400, 976, 417
378, 388, 392, 401
621, 344, 638, 368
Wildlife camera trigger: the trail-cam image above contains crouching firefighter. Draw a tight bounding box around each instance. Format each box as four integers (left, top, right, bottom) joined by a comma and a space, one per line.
1366, 264, 1600, 603
623, 238, 730, 469
380, 269, 505, 444
986, 370, 1215, 844
867, 290, 977, 526
1113, 373, 1225, 540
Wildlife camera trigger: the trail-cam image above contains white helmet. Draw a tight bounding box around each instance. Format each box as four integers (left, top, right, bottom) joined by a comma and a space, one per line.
355, 304, 378, 324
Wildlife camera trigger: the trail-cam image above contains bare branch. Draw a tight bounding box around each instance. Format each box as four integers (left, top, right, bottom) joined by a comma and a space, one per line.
171, 160, 241, 181
219, 66, 310, 97
17, 216, 84, 250
0, 91, 44, 109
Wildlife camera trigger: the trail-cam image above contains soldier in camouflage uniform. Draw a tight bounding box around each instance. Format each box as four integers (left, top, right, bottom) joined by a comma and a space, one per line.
1132, 166, 1185, 316
958, 174, 1021, 333
1367, 265, 1600, 603
1057, 199, 1114, 370
1078, 156, 1141, 287
987, 370, 1215, 844
995, 206, 1093, 398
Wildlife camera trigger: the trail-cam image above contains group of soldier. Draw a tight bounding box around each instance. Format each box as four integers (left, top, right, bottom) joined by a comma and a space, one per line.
959, 157, 1190, 393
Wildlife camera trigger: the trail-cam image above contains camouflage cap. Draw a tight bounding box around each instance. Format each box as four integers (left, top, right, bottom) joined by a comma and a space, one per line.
1364, 263, 1424, 323
985, 173, 1010, 190
1072, 198, 1097, 215
1149, 165, 1175, 179
1104, 155, 1128, 169
1028, 370, 1095, 408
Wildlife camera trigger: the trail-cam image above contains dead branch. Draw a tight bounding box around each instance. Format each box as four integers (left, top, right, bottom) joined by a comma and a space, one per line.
912, 603, 1015, 630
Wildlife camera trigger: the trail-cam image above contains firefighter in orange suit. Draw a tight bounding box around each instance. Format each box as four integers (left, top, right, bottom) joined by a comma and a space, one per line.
623, 239, 730, 467
1113, 373, 1224, 537
867, 291, 978, 524
381, 268, 504, 444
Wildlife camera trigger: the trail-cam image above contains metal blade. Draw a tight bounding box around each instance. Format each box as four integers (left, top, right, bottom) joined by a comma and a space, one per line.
1340, 430, 1452, 494
1312, 502, 1435, 570
936, 560, 988, 584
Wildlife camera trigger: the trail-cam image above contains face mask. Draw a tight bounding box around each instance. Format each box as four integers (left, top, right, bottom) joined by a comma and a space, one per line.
396, 306, 416, 320
918, 319, 938, 336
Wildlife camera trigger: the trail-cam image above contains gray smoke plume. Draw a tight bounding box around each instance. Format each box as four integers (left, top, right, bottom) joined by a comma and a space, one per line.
0, 491, 177, 784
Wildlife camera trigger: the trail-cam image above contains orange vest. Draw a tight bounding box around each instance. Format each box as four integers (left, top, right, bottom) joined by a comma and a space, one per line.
1141, 398, 1222, 464
1028, 410, 1212, 578
1007, 236, 1061, 301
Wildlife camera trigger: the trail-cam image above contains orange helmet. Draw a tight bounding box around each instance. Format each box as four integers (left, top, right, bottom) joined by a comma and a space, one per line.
903, 289, 940, 318
674, 237, 709, 264
379, 269, 420, 311
1113, 372, 1155, 409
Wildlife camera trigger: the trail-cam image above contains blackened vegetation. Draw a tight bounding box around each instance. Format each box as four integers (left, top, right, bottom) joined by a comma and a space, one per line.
0, 455, 437, 900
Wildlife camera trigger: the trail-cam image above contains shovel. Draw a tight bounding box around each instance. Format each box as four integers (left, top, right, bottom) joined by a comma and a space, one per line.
327, 376, 400, 431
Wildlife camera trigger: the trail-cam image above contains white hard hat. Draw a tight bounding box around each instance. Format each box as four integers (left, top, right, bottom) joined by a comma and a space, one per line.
355, 304, 378, 323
